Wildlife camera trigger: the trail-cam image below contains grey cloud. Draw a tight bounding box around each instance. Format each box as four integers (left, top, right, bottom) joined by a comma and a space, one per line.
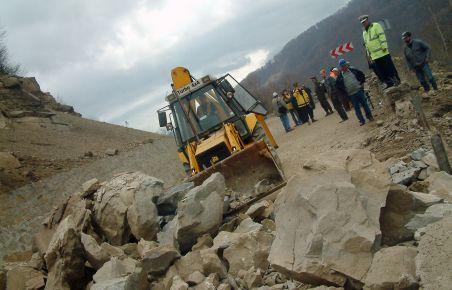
1, 0, 347, 131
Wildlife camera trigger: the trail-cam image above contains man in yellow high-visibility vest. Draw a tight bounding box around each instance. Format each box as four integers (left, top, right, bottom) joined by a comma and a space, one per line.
360, 15, 400, 88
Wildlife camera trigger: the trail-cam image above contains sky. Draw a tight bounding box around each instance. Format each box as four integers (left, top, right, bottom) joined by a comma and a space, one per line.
1, 0, 348, 132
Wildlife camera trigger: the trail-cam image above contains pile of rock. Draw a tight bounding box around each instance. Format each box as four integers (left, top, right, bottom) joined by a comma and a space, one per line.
0, 74, 80, 128
2, 149, 451, 290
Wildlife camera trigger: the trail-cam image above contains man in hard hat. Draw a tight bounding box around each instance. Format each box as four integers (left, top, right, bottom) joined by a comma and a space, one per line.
321, 69, 348, 122
360, 15, 400, 88
336, 59, 373, 126
271, 92, 292, 133
402, 31, 438, 92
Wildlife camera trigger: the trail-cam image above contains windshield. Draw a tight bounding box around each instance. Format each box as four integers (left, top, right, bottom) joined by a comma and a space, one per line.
220, 75, 267, 115
172, 84, 235, 143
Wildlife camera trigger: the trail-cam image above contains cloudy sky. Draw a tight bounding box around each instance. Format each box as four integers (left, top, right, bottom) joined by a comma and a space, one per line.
1, 0, 348, 132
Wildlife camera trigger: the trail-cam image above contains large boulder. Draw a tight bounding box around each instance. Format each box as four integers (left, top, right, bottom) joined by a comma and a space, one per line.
363, 246, 418, 289
92, 257, 145, 290
380, 185, 443, 245
176, 173, 226, 252
416, 217, 452, 290
44, 216, 85, 290
80, 233, 110, 270
4, 262, 45, 290
141, 245, 181, 276
93, 172, 163, 245
427, 171, 452, 202
269, 150, 390, 286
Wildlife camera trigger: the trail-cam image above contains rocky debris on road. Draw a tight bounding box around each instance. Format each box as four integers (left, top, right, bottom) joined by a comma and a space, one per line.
2, 149, 452, 290
0, 152, 21, 170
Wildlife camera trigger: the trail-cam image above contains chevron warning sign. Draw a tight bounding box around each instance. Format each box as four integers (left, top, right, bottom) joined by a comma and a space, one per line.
330, 42, 354, 59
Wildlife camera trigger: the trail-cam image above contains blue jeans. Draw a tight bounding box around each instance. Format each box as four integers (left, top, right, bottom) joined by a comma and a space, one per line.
349, 89, 373, 124
414, 63, 437, 91
279, 113, 291, 132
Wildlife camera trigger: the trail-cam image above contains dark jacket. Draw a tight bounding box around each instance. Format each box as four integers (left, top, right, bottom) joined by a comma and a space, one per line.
313, 82, 327, 101
404, 39, 431, 69
336, 67, 366, 95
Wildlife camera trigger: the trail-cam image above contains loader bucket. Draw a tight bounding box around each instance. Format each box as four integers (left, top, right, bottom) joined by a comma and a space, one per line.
189, 140, 284, 195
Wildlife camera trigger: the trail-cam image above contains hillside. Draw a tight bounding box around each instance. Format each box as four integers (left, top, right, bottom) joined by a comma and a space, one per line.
0, 74, 184, 194
242, 0, 451, 108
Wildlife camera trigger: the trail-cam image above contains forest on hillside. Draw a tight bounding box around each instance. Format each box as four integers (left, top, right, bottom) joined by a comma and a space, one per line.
242, 0, 451, 111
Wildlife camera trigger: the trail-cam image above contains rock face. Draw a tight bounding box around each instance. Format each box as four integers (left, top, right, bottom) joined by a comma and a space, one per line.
93, 172, 163, 245
268, 150, 389, 286
44, 216, 85, 290
176, 173, 226, 252
363, 246, 417, 290
416, 217, 452, 290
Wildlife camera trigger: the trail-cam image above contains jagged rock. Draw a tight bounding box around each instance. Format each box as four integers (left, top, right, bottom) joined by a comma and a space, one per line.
137, 239, 158, 258
176, 173, 226, 252
81, 233, 110, 270
44, 216, 85, 290
119, 243, 140, 260
91, 257, 144, 290
406, 203, 452, 232
165, 248, 227, 283
127, 186, 160, 241
388, 161, 408, 175
234, 217, 262, 233
410, 148, 428, 161
186, 271, 205, 286
244, 269, 263, 289
195, 273, 220, 289
105, 148, 119, 156
157, 182, 194, 215
213, 225, 273, 276
268, 150, 389, 286
427, 171, 452, 202
392, 167, 420, 185
421, 152, 439, 169
191, 235, 213, 251
416, 217, 452, 290
245, 200, 273, 221
261, 219, 276, 232
417, 169, 428, 180
383, 83, 410, 110
100, 242, 125, 258
81, 178, 100, 198
395, 100, 414, 118
363, 246, 418, 290
141, 245, 180, 276
20, 77, 41, 93
158, 218, 178, 249
0, 152, 21, 170
170, 276, 188, 290
32, 227, 56, 255
4, 262, 45, 290
380, 185, 442, 246
93, 172, 163, 245
217, 283, 232, 290
28, 252, 44, 270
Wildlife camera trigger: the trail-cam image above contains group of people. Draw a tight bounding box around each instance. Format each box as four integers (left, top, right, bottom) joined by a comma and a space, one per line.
272, 13, 439, 133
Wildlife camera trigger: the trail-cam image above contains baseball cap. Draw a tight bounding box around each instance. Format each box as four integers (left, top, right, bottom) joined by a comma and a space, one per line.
338, 59, 347, 67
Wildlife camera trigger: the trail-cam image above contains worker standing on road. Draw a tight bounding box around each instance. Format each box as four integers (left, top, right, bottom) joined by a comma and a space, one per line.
300, 85, 317, 123
311, 77, 333, 116
282, 89, 301, 126
336, 59, 373, 126
332, 68, 352, 111
360, 15, 400, 88
293, 83, 311, 125
402, 31, 438, 92
321, 69, 348, 122
272, 92, 292, 133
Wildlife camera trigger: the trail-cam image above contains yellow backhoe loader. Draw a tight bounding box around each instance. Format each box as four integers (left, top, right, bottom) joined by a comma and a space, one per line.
157, 67, 284, 196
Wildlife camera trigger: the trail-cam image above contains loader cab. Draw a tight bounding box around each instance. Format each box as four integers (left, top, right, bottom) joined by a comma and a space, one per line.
159, 74, 267, 149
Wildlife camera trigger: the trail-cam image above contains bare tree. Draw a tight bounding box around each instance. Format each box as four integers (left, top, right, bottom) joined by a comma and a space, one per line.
0, 29, 20, 75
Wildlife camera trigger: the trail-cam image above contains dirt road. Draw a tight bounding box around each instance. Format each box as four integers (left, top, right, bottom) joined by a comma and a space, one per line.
268, 106, 374, 177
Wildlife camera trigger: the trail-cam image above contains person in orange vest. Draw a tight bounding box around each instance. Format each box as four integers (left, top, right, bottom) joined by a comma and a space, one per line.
292, 83, 312, 125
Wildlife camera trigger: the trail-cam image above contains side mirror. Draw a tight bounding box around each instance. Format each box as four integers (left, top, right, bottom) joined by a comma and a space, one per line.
158, 111, 168, 127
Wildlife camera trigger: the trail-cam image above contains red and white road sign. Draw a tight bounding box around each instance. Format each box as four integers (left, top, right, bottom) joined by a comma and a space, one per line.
330, 42, 354, 58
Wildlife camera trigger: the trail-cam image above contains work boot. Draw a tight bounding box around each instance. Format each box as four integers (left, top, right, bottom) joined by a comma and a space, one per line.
431, 80, 438, 91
